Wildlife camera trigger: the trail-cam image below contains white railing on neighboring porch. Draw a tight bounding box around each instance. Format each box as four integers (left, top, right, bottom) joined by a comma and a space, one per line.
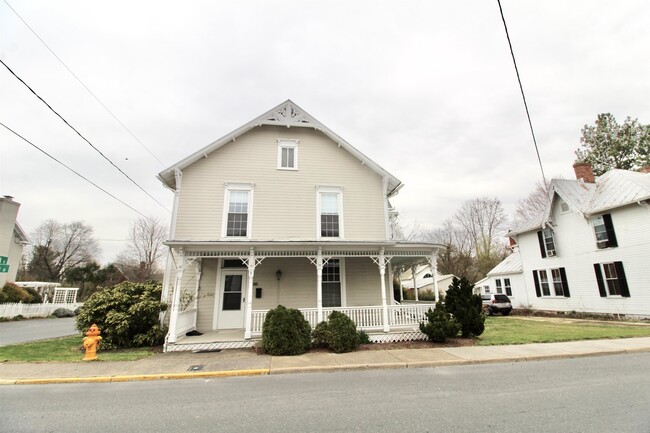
251, 303, 435, 335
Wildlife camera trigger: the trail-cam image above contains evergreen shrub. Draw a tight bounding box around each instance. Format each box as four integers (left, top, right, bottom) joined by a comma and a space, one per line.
312, 311, 360, 353
262, 305, 311, 356
52, 308, 75, 318
419, 301, 460, 342
76, 281, 167, 350
444, 277, 485, 337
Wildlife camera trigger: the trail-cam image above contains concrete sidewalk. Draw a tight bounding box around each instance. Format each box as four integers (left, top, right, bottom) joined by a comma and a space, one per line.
2, 337, 650, 385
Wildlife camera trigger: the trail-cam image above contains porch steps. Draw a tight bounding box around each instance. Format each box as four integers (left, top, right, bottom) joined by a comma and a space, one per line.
165, 340, 256, 353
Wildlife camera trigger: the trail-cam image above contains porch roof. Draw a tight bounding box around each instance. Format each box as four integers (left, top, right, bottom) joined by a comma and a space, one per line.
165, 239, 443, 265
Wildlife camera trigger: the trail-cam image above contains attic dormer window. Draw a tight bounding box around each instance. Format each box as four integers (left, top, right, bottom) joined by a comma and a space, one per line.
537, 227, 556, 258
278, 139, 298, 170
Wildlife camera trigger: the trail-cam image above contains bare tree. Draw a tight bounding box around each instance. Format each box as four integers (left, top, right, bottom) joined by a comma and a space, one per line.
28, 220, 101, 282
453, 197, 509, 278
116, 216, 168, 282
392, 214, 428, 242
513, 180, 551, 224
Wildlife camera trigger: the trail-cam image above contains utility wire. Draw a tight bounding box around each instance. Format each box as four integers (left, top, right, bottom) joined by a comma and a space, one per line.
496, 0, 547, 184
0, 122, 148, 218
1, 0, 166, 167
0, 59, 171, 213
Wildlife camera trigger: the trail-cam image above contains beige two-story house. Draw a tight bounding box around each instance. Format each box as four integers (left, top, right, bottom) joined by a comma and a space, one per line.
158, 100, 443, 351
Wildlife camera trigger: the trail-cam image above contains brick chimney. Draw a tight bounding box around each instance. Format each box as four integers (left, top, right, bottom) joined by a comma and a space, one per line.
573, 162, 595, 183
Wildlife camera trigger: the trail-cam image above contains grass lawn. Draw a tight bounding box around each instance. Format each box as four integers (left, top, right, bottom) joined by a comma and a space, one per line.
478, 316, 650, 346
0, 335, 157, 362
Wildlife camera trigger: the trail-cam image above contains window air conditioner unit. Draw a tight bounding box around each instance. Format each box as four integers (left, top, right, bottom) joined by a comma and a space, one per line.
547, 250, 556, 257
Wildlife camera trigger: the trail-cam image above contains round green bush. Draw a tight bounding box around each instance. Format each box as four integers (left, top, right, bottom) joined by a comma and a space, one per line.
52, 308, 75, 318
419, 301, 460, 343
311, 321, 330, 348
0, 283, 42, 303
262, 305, 311, 356
325, 311, 359, 353
76, 281, 167, 350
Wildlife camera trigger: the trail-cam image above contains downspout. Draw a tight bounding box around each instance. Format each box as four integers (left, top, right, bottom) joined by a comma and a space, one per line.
382, 177, 390, 239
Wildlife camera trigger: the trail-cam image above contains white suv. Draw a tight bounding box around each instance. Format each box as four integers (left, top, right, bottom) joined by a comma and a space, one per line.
481, 294, 512, 316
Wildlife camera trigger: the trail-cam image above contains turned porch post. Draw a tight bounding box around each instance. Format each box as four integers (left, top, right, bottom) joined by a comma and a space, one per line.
244, 248, 256, 339
411, 266, 418, 302
430, 251, 440, 303
316, 248, 324, 323
167, 248, 184, 344
377, 249, 390, 333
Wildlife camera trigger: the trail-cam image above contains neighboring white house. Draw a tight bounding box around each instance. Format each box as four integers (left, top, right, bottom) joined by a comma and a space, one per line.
474, 249, 529, 308
502, 162, 650, 317
0, 196, 29, 287
158, 100, 445, 351
399, 265, 456, 301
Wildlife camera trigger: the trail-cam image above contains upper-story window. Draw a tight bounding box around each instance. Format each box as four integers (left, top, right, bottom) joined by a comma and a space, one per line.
277, 139, 298, 170
537, 227, 556, 258
591, 214, 618, 249
222, 184, 254, 238
317, 187, 343, 238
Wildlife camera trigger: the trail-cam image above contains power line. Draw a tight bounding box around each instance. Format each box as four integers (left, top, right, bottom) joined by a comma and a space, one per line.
1, 0, 167, 167
0, 58, 171, 213
0, 122, 148, 218
496, 0, 547, 184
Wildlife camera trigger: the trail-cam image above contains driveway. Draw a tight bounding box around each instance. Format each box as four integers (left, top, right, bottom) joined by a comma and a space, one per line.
0, 318, 78, 347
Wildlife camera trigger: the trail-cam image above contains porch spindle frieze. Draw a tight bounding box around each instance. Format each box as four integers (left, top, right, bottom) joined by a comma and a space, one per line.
239, 249, 265, 339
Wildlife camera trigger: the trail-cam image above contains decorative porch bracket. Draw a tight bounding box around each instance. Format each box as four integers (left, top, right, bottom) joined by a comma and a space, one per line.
167, 247, 185, 344
425, 250, 440, 303
371, 249, 392, 332
308, 248, 332, 323
240, 248, 265, 339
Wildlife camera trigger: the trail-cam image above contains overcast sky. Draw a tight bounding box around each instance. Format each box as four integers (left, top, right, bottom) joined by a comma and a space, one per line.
1, 0, 649, 264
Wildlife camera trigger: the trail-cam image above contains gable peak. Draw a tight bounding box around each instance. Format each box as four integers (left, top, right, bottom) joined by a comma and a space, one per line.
259, 100, 319, 128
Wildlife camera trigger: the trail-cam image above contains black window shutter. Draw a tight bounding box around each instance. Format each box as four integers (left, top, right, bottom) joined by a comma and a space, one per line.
603, 214, 618, 248
593, 264, 607, 297
614, 261, 630, 297
559, 267, 571, 298
533, 270, 542, 297
537, 231, 547, 258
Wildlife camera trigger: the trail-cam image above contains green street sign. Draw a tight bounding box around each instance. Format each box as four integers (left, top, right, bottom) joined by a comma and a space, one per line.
0, 264, 9, 273
0, 256, 7, 265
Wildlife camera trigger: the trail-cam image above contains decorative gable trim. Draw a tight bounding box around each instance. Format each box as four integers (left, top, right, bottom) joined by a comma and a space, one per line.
158, 100, 401, 194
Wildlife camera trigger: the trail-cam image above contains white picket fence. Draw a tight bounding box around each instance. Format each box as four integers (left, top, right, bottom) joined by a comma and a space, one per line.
0, 302, 83, 318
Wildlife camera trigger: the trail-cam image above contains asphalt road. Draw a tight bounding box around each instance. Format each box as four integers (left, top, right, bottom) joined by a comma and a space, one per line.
0, 317, 78, 346
2, 352, 649, 433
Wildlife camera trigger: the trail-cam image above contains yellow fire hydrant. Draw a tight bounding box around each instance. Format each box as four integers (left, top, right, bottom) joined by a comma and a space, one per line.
82, 324, 102, 361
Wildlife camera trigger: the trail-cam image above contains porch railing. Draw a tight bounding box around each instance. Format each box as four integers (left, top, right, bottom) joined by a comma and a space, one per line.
251, 303, 435, 335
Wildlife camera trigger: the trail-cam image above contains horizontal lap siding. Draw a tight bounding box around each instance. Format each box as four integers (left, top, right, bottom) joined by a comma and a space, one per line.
345, 258, 383, 306
196, 259, 218, 332
175, 126, 387, 240
519, 203, 650, 315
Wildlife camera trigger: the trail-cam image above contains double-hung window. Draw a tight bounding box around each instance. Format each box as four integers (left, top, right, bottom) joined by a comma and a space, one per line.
322, 259, 342, 307
537, 227, 556, 257
222, 184, 253, 238
504, 278, 512, 296
277, 139, 298, 170
594, 262, 630, 297
591, 214, 618, 249
495, 279, 503, 294
317, 187, 343, 238
533, 268, 570, 298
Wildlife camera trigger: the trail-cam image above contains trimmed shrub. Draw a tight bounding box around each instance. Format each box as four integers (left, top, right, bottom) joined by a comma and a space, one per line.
311, 321, 330, 348
262, 305, 311, 356
309, 311, 360, 353
326, 311, 359, 353
0, 282, 42, 303
52, 308, 75, 318
76, 281, 167, 350
419, 301, 460, 342
357, 330, 372, 345
444, 277, 485, 337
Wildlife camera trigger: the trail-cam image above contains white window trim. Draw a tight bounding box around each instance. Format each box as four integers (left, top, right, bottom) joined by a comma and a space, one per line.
316, 186, 344, 240
277, 139, 299, 170
221, 183, 254, 239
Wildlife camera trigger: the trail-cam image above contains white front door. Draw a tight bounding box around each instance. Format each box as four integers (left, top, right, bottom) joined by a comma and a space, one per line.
217, 271, 246, 329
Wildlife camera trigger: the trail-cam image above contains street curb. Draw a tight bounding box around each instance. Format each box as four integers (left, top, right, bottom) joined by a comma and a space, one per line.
9, 369, 269, 385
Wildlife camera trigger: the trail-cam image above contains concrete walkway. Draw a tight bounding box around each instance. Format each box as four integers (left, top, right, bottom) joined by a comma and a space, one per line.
2, 337, 650, 385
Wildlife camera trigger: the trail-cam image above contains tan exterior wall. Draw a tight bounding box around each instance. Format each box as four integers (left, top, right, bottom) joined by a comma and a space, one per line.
175, 126, 387, 241
193, 256, 387, 332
